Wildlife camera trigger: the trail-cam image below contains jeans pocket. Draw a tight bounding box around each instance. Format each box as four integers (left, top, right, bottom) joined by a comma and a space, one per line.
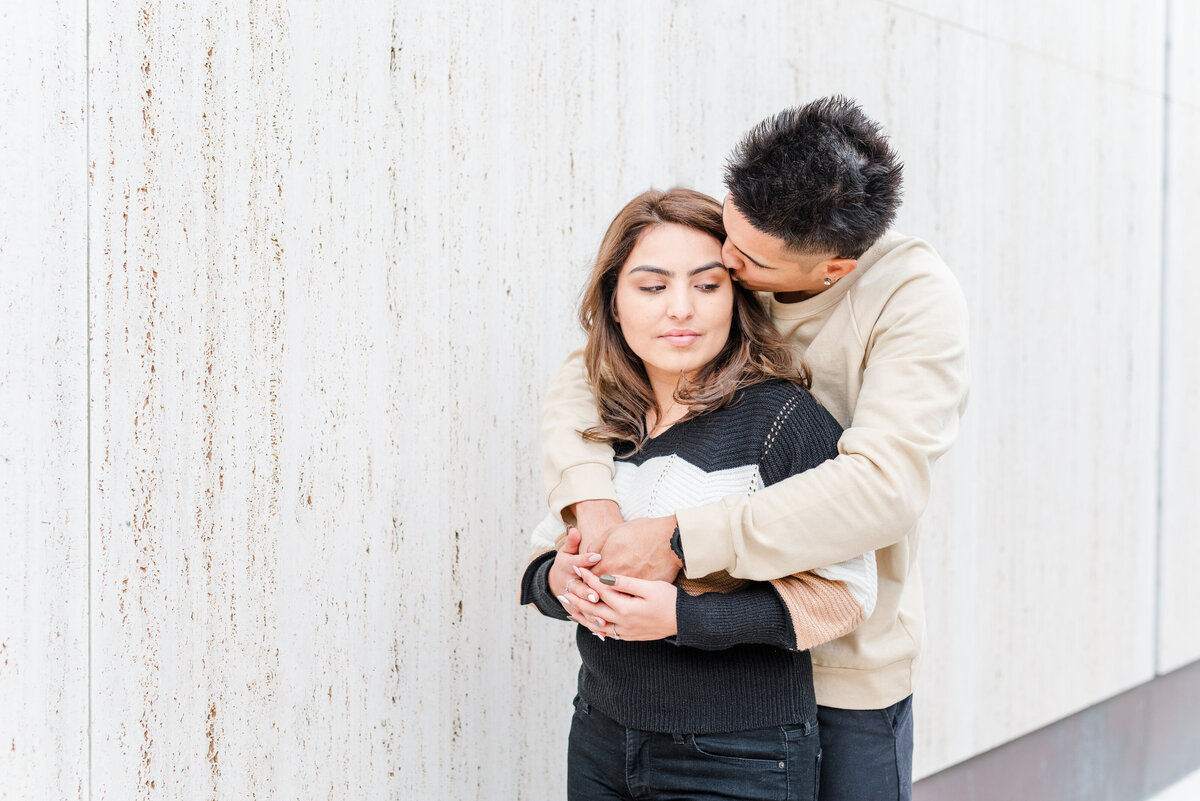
783, 725, 822, 801
687, 728, 789, 767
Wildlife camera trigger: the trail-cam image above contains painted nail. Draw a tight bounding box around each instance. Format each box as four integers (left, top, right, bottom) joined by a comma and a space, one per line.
556, 595, 571, 607
588, 593, 598, 603
599, 575, 617, 586
587, 554, 602, 563
572, 566, 584, 578
593, 632, 605, 641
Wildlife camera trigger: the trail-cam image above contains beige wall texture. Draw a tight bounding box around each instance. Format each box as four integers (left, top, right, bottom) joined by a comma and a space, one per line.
2, 1, 1196, 798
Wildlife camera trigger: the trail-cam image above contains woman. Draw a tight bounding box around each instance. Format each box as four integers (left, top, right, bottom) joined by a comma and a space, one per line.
520, 188, 875, 801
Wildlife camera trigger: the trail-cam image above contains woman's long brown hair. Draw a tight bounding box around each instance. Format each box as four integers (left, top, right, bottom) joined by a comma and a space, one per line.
580, 188, 810, 452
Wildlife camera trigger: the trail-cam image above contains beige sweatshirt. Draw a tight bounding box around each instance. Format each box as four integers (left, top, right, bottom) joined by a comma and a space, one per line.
540, 231, 970, 710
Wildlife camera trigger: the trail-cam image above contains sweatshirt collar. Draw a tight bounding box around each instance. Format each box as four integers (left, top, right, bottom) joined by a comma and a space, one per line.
768, 231, 904, 319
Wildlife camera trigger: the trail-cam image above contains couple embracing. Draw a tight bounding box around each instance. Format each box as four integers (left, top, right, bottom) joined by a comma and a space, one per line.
520, 96, 970, 801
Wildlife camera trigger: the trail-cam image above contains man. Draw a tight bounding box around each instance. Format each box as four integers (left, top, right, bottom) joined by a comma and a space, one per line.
541, 96, 969, 801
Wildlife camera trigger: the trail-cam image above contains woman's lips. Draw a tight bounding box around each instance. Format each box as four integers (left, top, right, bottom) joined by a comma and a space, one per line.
661, 330, 700, 346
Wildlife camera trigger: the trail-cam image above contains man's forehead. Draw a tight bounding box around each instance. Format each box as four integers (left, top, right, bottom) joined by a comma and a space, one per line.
723, 202, 785, 262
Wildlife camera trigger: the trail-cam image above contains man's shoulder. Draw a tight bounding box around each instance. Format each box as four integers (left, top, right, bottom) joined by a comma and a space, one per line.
857, 231, 957, 288
850, 231, 967, 318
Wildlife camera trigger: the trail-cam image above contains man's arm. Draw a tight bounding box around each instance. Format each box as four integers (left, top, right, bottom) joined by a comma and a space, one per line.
678, 268, 970, 580
541, 348, 619, 522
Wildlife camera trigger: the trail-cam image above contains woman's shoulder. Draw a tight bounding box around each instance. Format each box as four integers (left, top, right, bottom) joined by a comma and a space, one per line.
730, 378, 844, 446
729, 378, 820, 416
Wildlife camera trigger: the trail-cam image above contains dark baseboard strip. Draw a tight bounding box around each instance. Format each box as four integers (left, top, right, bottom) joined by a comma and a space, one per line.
914, 657, 1200, 801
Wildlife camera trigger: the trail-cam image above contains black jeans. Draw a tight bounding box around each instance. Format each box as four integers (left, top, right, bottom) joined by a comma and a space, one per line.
566, 697, 822, 801
816, 695, 914, 801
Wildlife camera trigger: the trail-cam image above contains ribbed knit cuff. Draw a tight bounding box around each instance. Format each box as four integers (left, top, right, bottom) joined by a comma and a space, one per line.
546, 463, 618, 520
675, 501, 737, 579
674, 585, 795, 651
519, 551, 571, 622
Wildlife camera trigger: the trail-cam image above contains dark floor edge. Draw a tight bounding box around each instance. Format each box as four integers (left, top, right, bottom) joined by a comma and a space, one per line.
914, 657, 1200, 801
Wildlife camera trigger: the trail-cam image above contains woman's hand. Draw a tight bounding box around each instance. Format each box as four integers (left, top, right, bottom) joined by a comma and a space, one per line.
547, 527, 607, 629
563, 568, 678, 642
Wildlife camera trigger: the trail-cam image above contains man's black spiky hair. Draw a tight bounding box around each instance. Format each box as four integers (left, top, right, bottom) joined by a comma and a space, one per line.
724, 96, 903, 258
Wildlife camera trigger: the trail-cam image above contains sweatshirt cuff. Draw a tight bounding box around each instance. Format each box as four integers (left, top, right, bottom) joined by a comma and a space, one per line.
675, 501, 737, 579
547, 463, 618, 520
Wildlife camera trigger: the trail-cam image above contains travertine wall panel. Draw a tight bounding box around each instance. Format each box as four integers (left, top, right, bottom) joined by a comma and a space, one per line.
900, 2, 1167, 777
1158, 0, 1200, 674
0, 3, 88, 799
5, 0, 1193, 797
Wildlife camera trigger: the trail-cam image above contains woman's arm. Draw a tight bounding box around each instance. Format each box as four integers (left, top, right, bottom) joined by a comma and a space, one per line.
565, 559, 874, 653
519, 550, 572, 621
666, 384, 876, 651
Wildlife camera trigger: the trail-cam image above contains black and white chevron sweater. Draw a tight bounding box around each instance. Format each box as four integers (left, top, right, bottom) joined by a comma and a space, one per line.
520, 378, 877, 733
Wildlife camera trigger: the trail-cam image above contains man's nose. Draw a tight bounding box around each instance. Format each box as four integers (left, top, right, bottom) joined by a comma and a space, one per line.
721, 240, 743, 273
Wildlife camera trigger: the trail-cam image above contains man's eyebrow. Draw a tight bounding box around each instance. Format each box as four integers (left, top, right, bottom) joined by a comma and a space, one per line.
629, 262, 727, 277
730, 244, 773, 270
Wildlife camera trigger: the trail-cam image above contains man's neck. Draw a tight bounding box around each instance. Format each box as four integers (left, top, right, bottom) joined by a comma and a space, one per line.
774, 289, 819, 304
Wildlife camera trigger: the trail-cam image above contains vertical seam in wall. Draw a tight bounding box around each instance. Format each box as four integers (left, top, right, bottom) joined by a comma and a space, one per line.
1153, 0, 1172, 678
84, 0, 92, 796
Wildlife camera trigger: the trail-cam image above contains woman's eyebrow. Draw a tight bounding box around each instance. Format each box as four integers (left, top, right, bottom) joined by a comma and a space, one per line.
629, 262, 726, 277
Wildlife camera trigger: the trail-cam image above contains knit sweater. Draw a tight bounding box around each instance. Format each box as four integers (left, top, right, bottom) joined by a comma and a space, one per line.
539, 232, 970, 710
521, 379, 877, 733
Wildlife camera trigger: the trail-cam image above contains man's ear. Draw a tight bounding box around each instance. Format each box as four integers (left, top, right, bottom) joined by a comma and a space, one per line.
823, 257, 858, 283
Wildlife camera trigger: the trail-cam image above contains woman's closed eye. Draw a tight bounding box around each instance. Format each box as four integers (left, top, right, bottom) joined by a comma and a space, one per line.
638, 284, 667, 293
695, 282, 722, 292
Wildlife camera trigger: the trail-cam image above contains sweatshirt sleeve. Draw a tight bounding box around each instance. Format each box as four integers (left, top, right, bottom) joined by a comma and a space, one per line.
540, 348, 619, 519
676, 266, 970, 580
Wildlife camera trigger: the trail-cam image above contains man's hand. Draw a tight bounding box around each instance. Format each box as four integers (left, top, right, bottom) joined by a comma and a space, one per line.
596, 515, 681, 583
570, 499, 624, 555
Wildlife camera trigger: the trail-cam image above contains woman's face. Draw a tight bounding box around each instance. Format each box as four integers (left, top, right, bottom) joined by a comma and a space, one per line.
613, 223, 733, 387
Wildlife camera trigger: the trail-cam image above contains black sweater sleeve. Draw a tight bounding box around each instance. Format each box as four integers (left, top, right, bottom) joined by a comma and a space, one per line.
519, 550, 572, 622
675, 384, 843, 652
674, 585, 798, 651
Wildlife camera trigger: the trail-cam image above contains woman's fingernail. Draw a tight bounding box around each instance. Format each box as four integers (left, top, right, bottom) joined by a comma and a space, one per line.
556, 595, 571, 607
599, 575, 617, 586
572, 566, 584, 578
592, 631, 603, 640
588, 593, 598, 603
587, 554, 602, 563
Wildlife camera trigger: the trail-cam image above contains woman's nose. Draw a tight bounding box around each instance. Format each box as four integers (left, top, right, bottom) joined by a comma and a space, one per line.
666, 288, 694, 320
